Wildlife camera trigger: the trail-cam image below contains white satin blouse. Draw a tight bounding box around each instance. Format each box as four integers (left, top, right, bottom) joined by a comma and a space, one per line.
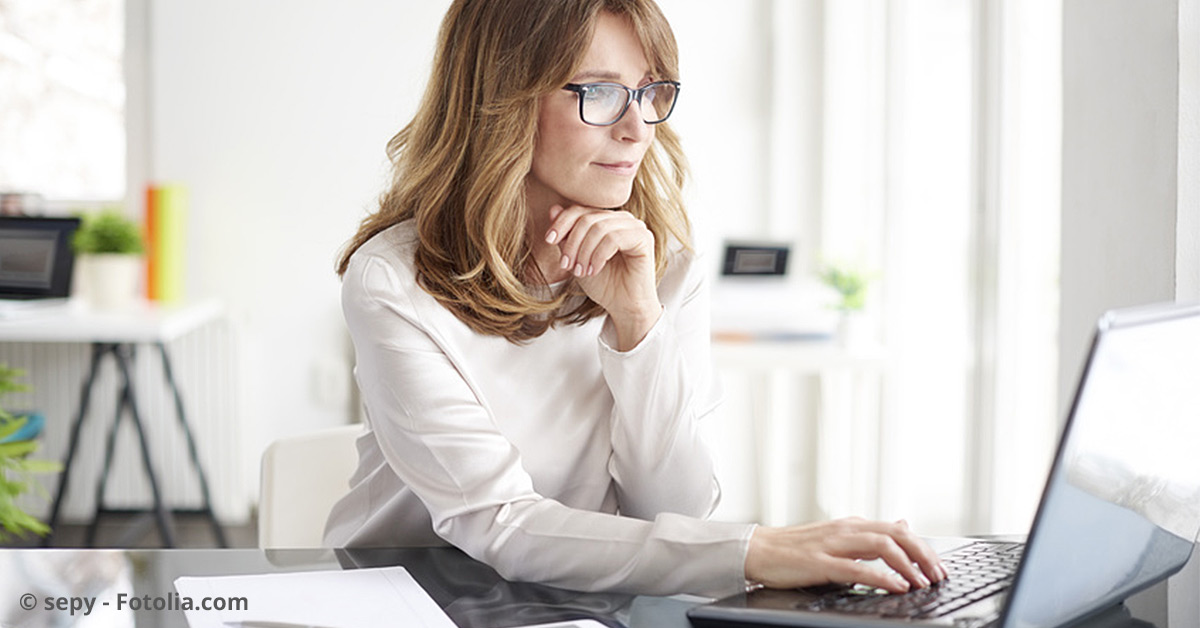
323, 222, 754, 597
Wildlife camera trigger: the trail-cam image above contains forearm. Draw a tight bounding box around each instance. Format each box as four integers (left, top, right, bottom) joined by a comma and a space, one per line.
600, 314, 723, 519
440, 498, 753, 597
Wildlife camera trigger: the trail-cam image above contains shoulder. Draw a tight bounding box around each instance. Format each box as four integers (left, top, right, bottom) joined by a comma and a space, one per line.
341, 222, 430, 319
346, 221, 419, 278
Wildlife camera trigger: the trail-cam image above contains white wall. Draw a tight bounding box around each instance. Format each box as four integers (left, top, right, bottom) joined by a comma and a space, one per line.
1173, 0, 1199, 622
1059, 0, 1180, 408
146, 0, 450, 513
1061, 1, 1199, 625
655, 0, 777, 256
1180, 0, 1200, 304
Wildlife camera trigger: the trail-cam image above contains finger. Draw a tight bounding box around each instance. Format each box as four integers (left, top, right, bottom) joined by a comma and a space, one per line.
573, 214, 621, 276
558, 211, 615, 275
544, 205, 565, 244
545, 204, 590, 248
586, 228, 642, 276
579, 227, 618, 276
823, 556, 912, 595
582, 219, 649, 276
832, 518, 945, 585
830, 532, 931, 590
889, 519, 947, 583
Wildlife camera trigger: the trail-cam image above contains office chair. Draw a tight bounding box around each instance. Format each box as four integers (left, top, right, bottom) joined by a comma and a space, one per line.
258, 424, 362, 548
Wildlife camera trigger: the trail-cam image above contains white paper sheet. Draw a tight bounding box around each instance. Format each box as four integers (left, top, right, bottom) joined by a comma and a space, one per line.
173, 566, 456, 628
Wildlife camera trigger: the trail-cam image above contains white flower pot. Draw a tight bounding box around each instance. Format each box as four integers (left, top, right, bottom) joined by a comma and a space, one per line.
79, 253, 142, 311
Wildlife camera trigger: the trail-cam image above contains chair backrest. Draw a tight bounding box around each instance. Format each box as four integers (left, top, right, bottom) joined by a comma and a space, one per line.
258, 424, 363, 548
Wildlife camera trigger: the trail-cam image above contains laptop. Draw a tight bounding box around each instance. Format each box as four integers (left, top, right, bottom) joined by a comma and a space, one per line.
0, 216, 81, 317
689, 301, 1200, 628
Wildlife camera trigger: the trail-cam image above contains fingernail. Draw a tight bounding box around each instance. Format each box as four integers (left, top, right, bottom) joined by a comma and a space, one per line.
546, 230, 557, 244
918, 574, 930, 588
561, 255, 571, 269
574, 263, 583, 277
892, 575, 910, 592
939, 564, 950, 580
586, 265, 594, 276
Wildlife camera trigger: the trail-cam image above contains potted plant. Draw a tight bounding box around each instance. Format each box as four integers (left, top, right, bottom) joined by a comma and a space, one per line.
0, 364, 60, 542
819, 262, 874, 347
72, 208, 146, 310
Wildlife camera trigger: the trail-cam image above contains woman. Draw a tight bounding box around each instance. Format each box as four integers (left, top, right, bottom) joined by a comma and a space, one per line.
327, 0, 946, 597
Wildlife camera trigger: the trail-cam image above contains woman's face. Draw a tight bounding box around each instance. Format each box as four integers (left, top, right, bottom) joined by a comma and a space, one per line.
527, 12, 656, 211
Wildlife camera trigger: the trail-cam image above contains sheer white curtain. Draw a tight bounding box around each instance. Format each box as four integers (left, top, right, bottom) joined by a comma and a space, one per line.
670, 0, 1060, 535
826, 0, 1060, 535
821, 0, 978, 534
818, 0, 1061, 536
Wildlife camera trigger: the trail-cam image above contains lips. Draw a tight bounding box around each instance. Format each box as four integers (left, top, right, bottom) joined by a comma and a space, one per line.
594, 161, 638, 176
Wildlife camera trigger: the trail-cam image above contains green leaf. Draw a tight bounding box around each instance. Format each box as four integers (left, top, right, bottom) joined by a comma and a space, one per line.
0, 440, 36, 458
71, 209, 146, 255
0, 363, 54, 539
0, 416, 24, 441
0, 479, 20, 497
0, 502, 51, 539
18, 460, 62, 474
0, 363, 28, 393
819, 263, 875, 312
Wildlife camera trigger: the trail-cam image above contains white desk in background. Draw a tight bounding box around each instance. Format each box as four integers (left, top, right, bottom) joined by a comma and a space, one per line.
711, 337, 888, 527
0, 299, 228, 547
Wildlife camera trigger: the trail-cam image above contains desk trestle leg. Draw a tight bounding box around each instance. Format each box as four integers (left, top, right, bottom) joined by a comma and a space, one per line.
42, 341, 229, 548
158, 342, 228, 547
42, 345, 105, 547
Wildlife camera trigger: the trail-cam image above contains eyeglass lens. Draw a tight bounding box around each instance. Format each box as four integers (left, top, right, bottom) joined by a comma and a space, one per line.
580, 82, 677, 125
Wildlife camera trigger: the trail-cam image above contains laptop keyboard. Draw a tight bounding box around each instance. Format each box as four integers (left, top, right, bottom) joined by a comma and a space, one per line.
799, 541, 1023, 619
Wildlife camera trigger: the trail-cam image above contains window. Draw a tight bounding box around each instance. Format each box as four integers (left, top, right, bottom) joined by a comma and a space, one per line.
666, 0, 1061, 536
822, 0, 1062, 535
0, 0, 125, 205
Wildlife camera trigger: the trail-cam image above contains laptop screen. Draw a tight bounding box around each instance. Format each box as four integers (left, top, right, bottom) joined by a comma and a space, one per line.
1003, 304, 1200, 628
0, 216, 81, 300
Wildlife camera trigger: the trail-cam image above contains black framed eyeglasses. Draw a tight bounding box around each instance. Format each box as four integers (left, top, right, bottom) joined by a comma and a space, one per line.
562, 80, 681, 127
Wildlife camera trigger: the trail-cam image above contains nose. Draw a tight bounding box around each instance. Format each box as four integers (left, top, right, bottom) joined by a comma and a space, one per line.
612, 99, 651, 143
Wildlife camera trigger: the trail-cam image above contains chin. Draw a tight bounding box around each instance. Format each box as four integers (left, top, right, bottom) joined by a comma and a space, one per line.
576, 184, 635, 209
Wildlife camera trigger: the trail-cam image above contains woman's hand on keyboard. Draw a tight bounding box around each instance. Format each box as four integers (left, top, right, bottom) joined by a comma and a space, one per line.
744, 517, 949, 594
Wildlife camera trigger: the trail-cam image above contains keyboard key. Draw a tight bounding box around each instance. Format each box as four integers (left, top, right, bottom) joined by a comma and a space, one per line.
802, 541, 1023, 619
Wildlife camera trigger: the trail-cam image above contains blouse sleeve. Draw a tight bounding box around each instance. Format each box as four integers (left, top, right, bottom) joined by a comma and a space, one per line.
597, 250, 726, 520
343, 252, 751, 597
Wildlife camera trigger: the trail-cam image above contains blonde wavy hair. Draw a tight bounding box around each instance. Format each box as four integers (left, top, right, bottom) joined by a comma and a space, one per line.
336, 0, 691, 342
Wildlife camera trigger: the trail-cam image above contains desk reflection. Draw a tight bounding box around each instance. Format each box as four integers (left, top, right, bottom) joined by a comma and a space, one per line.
338, 548, 634, 628
0, 547, 1166, 628
0, 548, 697, 628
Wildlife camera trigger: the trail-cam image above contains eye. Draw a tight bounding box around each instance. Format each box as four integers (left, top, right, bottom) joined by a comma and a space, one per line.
584, 85, 623, 107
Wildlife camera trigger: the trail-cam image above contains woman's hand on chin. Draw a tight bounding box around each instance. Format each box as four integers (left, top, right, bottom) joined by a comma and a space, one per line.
745, 517, 949, 594
544, 204, 662, 350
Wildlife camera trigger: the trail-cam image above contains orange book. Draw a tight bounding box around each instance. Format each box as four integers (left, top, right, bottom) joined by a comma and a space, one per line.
145, 185, 158, 300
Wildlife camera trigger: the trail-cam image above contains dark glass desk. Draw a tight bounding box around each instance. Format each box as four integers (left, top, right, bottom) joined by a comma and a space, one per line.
0, 547, 1169, 628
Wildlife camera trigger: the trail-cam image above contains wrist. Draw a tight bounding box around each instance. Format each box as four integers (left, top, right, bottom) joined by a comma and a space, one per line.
610, 303, 663, 351
744, 525, 776, 586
